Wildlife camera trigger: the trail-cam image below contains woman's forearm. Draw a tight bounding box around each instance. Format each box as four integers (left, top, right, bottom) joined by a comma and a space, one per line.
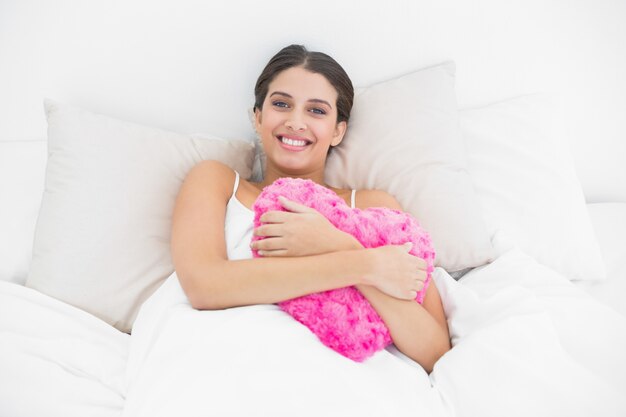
180, 249, 369, 310
356, 284, 450, 373
346, 234, 450, 372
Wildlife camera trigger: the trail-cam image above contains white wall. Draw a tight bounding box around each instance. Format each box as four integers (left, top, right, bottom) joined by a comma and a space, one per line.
1, 0, 624, 202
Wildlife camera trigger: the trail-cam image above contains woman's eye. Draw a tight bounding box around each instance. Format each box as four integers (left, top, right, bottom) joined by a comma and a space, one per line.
310, 108, 326, 115
272, 101, 289, 108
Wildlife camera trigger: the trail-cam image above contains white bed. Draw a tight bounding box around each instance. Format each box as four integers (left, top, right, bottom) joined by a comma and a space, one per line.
119, 248, 626, 417
1, 1, 625, 416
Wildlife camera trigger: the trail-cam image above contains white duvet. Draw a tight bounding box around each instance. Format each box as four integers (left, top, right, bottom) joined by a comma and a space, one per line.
0, 280, 129, 417
1, 247, 624, 416
121, 247, 626, 417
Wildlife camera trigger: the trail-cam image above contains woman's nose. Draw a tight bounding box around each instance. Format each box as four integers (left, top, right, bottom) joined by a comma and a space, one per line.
285, 118, 306, 132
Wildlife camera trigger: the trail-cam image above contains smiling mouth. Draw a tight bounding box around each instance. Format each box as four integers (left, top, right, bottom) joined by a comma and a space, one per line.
276, 135, 313, 147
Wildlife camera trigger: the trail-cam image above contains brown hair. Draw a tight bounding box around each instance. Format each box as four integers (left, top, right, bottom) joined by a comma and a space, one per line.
253, 44, 354, 125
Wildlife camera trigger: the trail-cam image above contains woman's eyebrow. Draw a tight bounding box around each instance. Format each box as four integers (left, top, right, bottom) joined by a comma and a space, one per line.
269, 91, 333, 109
308, 98, 333, 109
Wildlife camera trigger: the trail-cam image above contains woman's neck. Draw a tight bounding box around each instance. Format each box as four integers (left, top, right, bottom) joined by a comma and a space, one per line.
254, 165, 336, 192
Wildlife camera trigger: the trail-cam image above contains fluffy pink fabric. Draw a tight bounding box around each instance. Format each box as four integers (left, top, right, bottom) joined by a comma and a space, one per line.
251, 177, 435, 362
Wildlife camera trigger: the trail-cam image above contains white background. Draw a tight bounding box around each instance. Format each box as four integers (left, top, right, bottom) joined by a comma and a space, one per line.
1, 0, 624, 202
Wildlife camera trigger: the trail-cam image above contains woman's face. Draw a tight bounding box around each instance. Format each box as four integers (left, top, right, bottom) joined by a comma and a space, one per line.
254, 66, 347, 174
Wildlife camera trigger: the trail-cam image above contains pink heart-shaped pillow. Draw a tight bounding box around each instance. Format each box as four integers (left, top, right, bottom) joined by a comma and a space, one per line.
251, 177, 435, 362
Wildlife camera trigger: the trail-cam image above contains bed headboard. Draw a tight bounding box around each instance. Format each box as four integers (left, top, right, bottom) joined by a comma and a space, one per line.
2, 0, 624, 202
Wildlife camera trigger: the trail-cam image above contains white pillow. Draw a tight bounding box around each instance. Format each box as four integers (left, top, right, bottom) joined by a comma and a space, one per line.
26, 99, 255, 332
460, 93, 606, 281
0, 140, 47, 285
324, 61, 495, 272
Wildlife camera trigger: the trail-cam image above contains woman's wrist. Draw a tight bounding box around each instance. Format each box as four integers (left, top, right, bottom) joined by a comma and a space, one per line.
321, 249, 370, 288
337, 231, 365, 251
345, 248, 375, 286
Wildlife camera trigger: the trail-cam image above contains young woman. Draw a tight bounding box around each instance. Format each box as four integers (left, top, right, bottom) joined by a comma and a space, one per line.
170, 44, 451, 373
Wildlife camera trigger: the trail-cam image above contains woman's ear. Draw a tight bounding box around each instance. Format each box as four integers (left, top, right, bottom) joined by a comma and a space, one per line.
254, 107, 262, 133
331, 121, 347, 147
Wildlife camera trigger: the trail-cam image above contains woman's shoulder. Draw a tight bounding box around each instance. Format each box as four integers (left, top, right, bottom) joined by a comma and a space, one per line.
184, 159, 237, 200
355, 189, 403, 210
190, 159, 234, 177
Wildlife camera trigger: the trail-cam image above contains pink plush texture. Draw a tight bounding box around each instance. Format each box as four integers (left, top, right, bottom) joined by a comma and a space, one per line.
251, 177, 435, 362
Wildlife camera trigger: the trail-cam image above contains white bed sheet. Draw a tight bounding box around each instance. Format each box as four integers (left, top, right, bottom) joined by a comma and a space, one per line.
122, 248, 626, 417
0, 281, 129, 417
574, 203, 626, 318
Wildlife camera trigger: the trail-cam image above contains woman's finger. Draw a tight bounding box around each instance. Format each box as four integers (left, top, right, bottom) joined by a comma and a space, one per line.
415, 256, 427, 269
257, 249, 289, 257
416, 270, 427, 281
253, 223, 283, 237
252, 237, 285, 251
278, 196, 315, 213
259, 210, 294, 224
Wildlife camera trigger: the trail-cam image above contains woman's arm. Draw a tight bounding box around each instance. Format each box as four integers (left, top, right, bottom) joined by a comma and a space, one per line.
351, 190, 451, 373
170, 161, 420, 310
247, 186, 450, 371
357, 283, 450, 373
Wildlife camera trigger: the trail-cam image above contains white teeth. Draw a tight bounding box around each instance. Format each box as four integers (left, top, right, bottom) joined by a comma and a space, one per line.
280, 136, 308, 147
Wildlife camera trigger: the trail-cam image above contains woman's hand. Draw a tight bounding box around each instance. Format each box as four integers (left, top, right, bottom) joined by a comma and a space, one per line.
250, 196, 361, 257
362, 242, 428, 300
